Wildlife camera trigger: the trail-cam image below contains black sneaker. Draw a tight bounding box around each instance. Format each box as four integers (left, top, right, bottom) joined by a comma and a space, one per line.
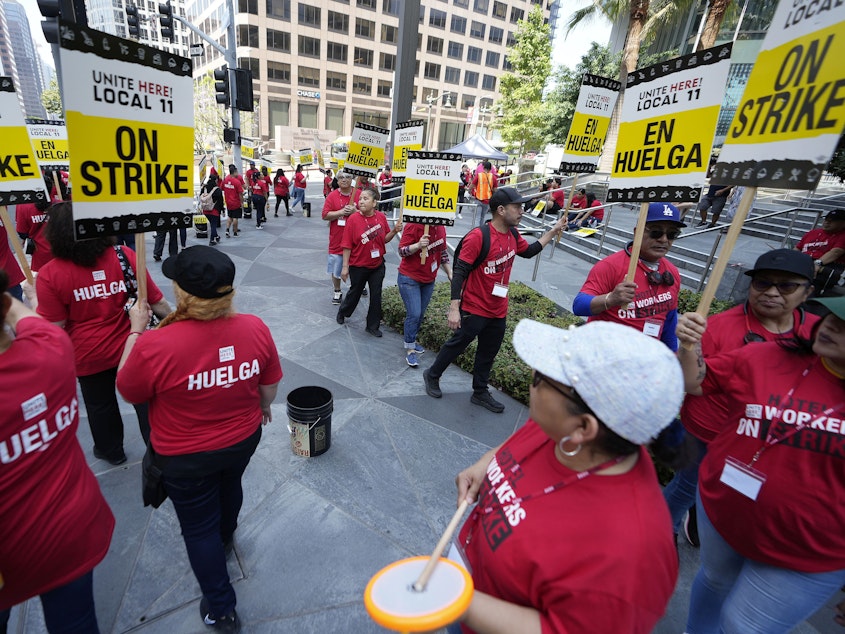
471, 391, 505, 413
336, 311, 345, 325
332, 291, 342, 305
683, 507, 700, 548
365, 327, 383, 337
153, 255, 162, 262
93, 446, 128, 465
423, 369, 442, 398
200, 597, 241, 632
361, 288, 368, 297
696, 221, 707, 227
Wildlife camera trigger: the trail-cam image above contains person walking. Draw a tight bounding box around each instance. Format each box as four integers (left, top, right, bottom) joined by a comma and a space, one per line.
336, 186, 402, 337
222, 164, 244, 238
291, 165, 307, 213
117, 246, 282, 634
250, 171, 268, 229
423, 187, 566, 413
200, 174, 224, 246
273, 168, 290, 217
470, 161, 497, 228
397, 222, 452, 367
322, 171, 360, 306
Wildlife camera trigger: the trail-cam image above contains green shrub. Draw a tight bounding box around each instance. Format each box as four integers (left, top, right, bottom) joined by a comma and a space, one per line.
677, 288, 736, 315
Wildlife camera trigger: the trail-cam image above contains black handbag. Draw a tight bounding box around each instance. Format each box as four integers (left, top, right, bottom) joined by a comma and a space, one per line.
141, 445, 169, 508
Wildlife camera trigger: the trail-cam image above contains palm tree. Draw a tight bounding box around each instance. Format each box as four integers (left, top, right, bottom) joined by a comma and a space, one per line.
699, 0, 735, 49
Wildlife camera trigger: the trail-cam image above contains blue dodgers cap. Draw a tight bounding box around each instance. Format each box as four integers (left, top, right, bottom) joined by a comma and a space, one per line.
645, 202, 685, 227
513, 319, 684, 444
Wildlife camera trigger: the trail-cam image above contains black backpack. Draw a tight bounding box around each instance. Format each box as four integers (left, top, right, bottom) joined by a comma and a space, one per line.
453, 221, 520, 271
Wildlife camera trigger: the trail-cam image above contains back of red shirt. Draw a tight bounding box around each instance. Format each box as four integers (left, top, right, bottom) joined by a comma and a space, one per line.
0, 219, 25, 286
222, 175, 244, 210
15, 203, 54, 271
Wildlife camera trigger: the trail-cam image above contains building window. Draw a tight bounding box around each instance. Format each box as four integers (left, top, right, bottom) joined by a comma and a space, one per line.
462, 94, 475, 109
239, 56, 260, 80
506, 31, 516, 46
470, 20, 485, 38
377, 80, 392, 98
450, 15, 466, 33
424, 62, 441, 80
379, 52, 396, 71
267, 61, 291, 83
354, 47, 373, 67
327, 10, 348, 32
381, 24, 397, 43
355, 17, 375, 38
489, 26, 503, 44
444, 67, 460, 84
464, 71, 478, 87
297, 3, 320, 26
453, 0, 468, 7
269, 100, 289, 130
510, 7, 523, 23
473, 0, 488, 14
429, 8, 446, 28
419, 4, 425, 22
327, 42, 347, 62
352, 75, 372, 95
266, 29, 290, 52
265, 0, 290, 19
447, 41, 463, 59
492, 1, 506, 18
238, 0, 257, 14
326, 70, 346, 90
503, 55, 512, 71
357, 0, 376, 8
298, 35, 320, 57
427, 36, 443, 55
326, 107, 344, 135
485, 51, 500, 67
298, 66, 320, 87
299, 103, 318, 128
482, 74, 496, 91
382, 0, 399, 15
467, 46, 482, 63
353, 110, 389, 129
237, 24, 258, 47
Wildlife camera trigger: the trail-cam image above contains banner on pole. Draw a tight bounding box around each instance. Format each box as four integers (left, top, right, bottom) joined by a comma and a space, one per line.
0, 78, 50, 206
26, 119, 70, 172
345, 122, 389, 178
559, 74, 621, 174
713, 2, 845, 188
402, 151, 461, 226
607, 44, 733, 203
58, 20, 194, 239
298, 148, 313, 167
313, 136, 326, 169
391, 120, 426, 182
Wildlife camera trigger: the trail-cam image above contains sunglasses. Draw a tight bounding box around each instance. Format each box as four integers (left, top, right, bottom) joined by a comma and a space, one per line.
646, 228, 682, 240
750, 278, 810, 295
531, 371, 595, 413
645, 270, 676, 286
743, 331, 766, 345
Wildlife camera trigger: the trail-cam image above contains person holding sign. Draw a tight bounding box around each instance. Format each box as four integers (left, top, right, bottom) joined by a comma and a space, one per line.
675, 297, 845, 633
273, 168, 291, 217
448, 320, 681, 634
323, 171, 361, 306
250, 171, 269, 229
291, 164, 307, 212
423, 187, 566, 413
572, 202, 684, 351
336, 186, 402, 337
223, 165, 245, 238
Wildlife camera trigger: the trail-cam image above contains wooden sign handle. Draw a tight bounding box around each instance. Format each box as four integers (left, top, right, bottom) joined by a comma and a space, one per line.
0, 206, 34, 285
135, 233, 148, 302
420, 225, 430, 265
626, 202, 650, 282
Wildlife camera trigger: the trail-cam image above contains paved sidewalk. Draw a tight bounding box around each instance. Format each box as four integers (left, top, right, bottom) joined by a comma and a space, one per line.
7, 186, 839, 633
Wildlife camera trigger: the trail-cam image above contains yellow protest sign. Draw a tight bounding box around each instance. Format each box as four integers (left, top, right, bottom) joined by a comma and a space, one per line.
313, 136, 326, 168
403, 151, 461, 226
59, 20, 194, 238
0, 78, 49, 206
346, 122, 388, 179
559, 74, 620, 173
714, 3, 845, 188
391, 120, 425, 181
26, 119, 70, 171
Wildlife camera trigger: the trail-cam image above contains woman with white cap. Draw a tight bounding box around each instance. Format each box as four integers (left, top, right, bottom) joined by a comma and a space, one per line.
449, 320, 684, 634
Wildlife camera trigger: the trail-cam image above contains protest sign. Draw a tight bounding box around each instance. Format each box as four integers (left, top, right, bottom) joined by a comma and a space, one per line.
402, 151, 461, 226
58, 20, 194, 238
26, 119, 70, 172
298, 148, 313, 166
559, 74, 621, 173
713, 2, 845, 188
0, 78, 49, 206
391, 120, 426, 182
345, 122, 389, 178
608, 44, 733, 203
313, 136, 326, 169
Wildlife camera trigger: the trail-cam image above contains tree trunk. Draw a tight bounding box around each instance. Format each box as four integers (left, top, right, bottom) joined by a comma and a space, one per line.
622, 0, 650, 73
699, 0, 733, 50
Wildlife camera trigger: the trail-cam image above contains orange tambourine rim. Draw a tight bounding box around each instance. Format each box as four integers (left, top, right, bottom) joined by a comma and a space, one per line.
364, 556, 474, 632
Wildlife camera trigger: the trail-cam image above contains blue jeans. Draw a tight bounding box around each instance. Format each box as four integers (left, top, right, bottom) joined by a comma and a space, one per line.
397, 272, 435, 348
686, 491, 845, 633
0, 571, 99, 633
291, 186, 305, 209
475, 201, 490, 227
662, 435, 706, 533
204, 213, 220, 242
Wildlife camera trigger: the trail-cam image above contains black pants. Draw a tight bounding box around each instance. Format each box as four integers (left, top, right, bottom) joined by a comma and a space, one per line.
252, 195, 267, 225
78, 367, 150, 458
274, 195, 289, 215
153, 229, 179, 258
427, 312, 507, 394
338, 263, 385, 331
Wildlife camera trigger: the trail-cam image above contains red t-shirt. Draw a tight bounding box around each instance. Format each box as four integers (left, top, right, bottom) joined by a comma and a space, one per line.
551, 189, 565, 209
36, 247, 164, 376
458, 225, 529, 318
0, 318, 114, 610
699, 345, 845, 572
274, 175, 289, 196
294, 172, 307, 189
570, 193, 587, 209
15, 203, 53, 271
584, 199, 604, 222
222, 175, 244, 210
457, 421, 677, 634
682, 304, 819, 442
116, 314, 283, 456
250, 179, 268, 197
341, 211, 390, 269
795, 228, 845, 263
0, 220, 24, 287
244, 168, 258, 186
580, 249, 680, 340
322, 188, 361, 255
398, 224, 448, 284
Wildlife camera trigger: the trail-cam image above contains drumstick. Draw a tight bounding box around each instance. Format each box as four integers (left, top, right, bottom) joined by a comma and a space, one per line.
413, 499, 470, 592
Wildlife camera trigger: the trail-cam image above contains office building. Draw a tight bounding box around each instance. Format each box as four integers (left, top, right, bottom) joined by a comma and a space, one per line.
87, 0, 190, 57
2, 0, 46, 118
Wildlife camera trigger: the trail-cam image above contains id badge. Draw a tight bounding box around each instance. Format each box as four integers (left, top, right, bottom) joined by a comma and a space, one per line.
431, 261, 438, 273
370, 248, 380, 259
642, 319, 661, 338
720, 456, 766, 501
492, 283, 509, 298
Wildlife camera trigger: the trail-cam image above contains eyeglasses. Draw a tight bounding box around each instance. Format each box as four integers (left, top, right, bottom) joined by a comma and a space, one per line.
750, 278, 810, 295
531, 371, 594, 413
645, 270, 676, 286
646, 228, 682, 240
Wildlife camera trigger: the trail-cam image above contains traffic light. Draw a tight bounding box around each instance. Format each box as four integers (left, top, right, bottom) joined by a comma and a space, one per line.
125, 4, 139, 38
214, 66, 229, 106
158, 2, 173, 41
36, 0, 60, 43
234, 68, 254, 112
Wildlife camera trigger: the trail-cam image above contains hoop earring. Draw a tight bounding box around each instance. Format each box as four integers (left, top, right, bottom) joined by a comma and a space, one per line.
558, 435, 582, 457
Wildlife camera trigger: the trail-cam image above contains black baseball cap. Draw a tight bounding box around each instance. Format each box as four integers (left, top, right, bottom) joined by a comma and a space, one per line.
826, 209, 845, 221
489, 186, 540, 209
744, 249, 814, 282
162, 246, 235, 299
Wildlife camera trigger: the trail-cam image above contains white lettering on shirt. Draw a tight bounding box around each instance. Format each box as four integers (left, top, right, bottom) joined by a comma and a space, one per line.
359, 223, 382, 245
186, 359, 261, 391
0, 397, 78, 464
72, 280, 128, 302
485, 456, 526, 527
21, 393, 48, 421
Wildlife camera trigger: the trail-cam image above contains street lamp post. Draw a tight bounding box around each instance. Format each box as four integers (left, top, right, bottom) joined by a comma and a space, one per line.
424, 91, 453, 150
